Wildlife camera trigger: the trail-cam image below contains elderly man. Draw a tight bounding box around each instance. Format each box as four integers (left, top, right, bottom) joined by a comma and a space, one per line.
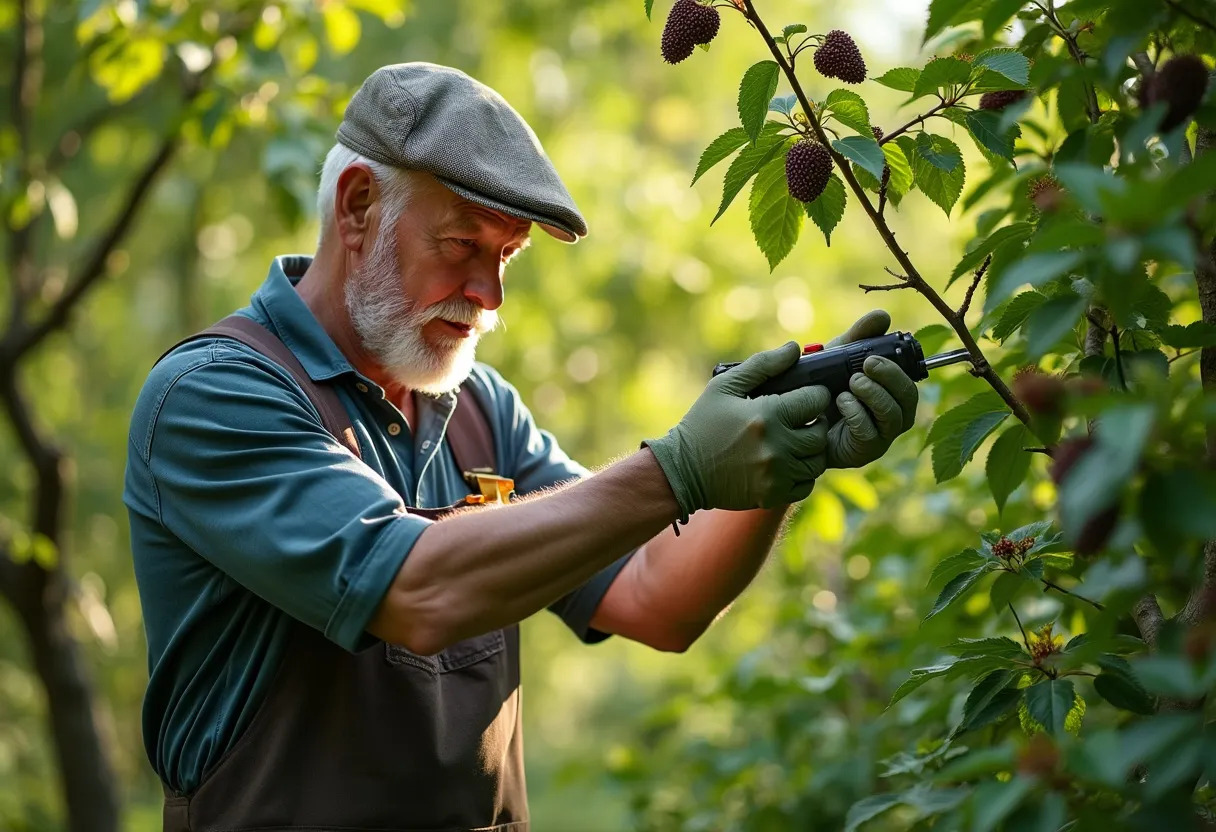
124, 63, 917, 831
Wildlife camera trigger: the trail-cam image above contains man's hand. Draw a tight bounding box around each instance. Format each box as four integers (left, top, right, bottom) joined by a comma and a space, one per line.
644, 342, 831, 516
823, 310, 919, 470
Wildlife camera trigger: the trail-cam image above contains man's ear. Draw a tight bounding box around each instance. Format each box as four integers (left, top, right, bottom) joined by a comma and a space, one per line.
333, 163, 379, 253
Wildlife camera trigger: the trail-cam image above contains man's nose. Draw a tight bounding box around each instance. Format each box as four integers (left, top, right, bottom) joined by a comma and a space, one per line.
462, 261, 505, 312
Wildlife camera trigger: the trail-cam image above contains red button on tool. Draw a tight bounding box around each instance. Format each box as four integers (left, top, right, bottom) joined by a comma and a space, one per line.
802, 343, 824, 354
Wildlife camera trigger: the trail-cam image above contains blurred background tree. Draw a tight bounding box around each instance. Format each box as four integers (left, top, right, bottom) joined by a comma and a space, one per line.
2, 0, 1144, 829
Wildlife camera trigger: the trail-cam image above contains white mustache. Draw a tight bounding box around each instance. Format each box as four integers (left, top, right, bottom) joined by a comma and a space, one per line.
418, 297, 500, 334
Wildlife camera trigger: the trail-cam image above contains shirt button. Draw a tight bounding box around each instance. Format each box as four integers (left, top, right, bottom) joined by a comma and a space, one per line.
422, 440, 432, 450
356, 382, 369, 393
388, 423, 402, 436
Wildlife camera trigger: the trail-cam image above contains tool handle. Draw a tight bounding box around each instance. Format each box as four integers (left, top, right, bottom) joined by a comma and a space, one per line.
712, 332, 928, 417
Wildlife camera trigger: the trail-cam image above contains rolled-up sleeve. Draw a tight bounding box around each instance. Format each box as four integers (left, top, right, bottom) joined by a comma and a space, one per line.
470, 365, 634, 644
139, 344, 429, 652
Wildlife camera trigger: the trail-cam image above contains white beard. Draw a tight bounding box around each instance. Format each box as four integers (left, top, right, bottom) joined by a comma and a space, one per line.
344, 226, 499, 395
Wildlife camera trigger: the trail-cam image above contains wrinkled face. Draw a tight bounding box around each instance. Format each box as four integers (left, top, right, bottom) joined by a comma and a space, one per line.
344, 174, 531, 395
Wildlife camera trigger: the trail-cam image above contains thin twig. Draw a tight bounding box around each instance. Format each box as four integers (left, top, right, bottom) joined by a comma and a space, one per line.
884, 266, 908, 280
1111, 325, 1128, 391
1022, 447, 1053, 455
859, 282, 915, 293
1169, 349, 1200, 364
957, 255, 992, 319
1164, 0, 1216, 32
6, 136, 180, 361
1009, 603, 1031, 652
880, 98, 957, 146
1041, 578, 1105, 611
740, 0, 1034, 431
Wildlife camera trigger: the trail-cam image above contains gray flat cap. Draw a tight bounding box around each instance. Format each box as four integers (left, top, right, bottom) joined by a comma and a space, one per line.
337, 62, 587, 242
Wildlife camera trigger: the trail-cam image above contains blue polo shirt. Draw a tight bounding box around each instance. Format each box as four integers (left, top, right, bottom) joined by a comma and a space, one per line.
124, 255, 628, 793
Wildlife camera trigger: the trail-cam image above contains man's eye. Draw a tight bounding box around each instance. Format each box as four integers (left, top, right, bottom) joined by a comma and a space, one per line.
454, 238, 477, 249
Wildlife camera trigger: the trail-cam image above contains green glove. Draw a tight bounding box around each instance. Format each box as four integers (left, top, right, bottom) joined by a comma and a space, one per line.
823, 310, 919, 469
644, 342, 831, 517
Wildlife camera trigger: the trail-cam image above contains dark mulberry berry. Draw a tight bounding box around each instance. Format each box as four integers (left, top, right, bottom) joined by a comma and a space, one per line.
686, 0, 720, 45
661, 0, 697, 64
1012, 367, 1066, 415
871, 126, 884, 142
813, 30, 866, 84
785, 140, 833, 202
980, 89, 1028, 111
1049, 436, 1093, 485
1144, 54, 1209, 132
1027, 174, 1064, 214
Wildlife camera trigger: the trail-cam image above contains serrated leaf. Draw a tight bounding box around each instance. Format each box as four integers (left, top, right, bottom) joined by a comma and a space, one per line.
946, 636, 1025, 659
951, 222, 1033, 283
874, 67, 920, 92
805, 173, 846, 245
644, 0, 654, 19
913, 57, 972, 99
990, 570, 1028, 610
1024, 679, 1075, 736
916, 132, 962, 171
973, 47, 1030, 87
991, 291, 1046, 342
1161, 322, 1216, 348
1025, 295, 1087, 359
958, 676, 1020, 734
844, 794, 901, 832
912, 144, 965, 216
782, 23, 807, 40
889, 657, 993, 706
984, 250, 1086, 313
739, 61, 781, 144
1094, 655, 1156, 715
987, 424, 1031, 513
749, 156, 805, 270
881, 143, 914, 199
833, 135, 887, 181
926, 391, 1008, 482
713, 125, 789, 223
965, 109, 1017, 161
929, 548, 988, 587
926, 567, 988, 620
692, 127, 750, 185
925, 0, 982, 42
824, 89, 873, 136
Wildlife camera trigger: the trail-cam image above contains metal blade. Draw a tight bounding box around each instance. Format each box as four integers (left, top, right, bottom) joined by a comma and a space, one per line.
924, 348, 972, 371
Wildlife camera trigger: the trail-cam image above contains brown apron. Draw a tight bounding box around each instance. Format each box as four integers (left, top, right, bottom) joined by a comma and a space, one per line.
159, 315, 527, 831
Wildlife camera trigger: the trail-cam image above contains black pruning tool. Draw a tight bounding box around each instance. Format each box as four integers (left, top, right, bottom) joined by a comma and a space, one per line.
712, 331, 972, 420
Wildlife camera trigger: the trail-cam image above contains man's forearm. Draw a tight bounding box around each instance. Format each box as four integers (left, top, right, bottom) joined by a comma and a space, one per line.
368, 449, 680, 653
591, 505, 790, 650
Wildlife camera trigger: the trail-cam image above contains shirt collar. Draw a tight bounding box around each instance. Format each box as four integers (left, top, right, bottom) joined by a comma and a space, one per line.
250, 255, 356, 382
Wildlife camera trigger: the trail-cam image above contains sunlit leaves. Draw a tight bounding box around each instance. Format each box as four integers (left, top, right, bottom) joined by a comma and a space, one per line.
926, 391, 1009, 482
748, 156, 804, 270
909, 136, 966, 216
973, 47, 1031, 88
692, 127, 750, 185
823, 89, 872, 135
915, 133, 962, 171
1023, 679, 1076, 736
912, 57, 972, 99
712, 123, 790, 222
805, 173, 847, 245
738, 61, 781, 144
89, 35, 165, 103
873, 67, 920, 92
322, 2, 361, 55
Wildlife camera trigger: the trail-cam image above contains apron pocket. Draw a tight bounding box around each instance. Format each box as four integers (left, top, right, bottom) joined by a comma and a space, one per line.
385, 628, 506, 674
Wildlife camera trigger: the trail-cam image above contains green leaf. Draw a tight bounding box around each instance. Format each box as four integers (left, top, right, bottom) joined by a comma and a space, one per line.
832, 136, 887, 181
916, 132, 962, 171
881, 143, 914, 198
929, 548, 988, 587
925, 567, 988, 620
1024, 295, 1087, 359
987, 425, 1030, 516
989, 570, 1028, 610
1131, 655, 1208, 699
692, 127, 750, 185
644, 0, 654, 19
844, 794, 901, 832
972, 778, 1034, 832
824, 89, 873, 136
926, 391, 1009, 482
713, 125, 789, 223
946, 636, 1025, 659
768, 93, 798, 116
890, 659, 968, 705
1094, 655, 1156, 715
912, 144, 965, 216
991, 291, 1046, 342
748, 156, 805, 271
951, 222, 1033, 283
782, 23, 808, 40
1024, 679, 1075, 736
805, 173, 847, 245
924, 0, 982, 42
958, 669, 1015, 729
959, 686, 1021, 734
973, 47, 1030, 87
1160, 322, 1216, 348
873, 67, 920, 92
913, 57, 972, 99
965, 110, 1017, 161
738, 61, 781, 144
984, 251, 1086, 312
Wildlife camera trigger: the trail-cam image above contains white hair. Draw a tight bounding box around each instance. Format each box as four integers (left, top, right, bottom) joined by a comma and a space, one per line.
316, 143, 413, 236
